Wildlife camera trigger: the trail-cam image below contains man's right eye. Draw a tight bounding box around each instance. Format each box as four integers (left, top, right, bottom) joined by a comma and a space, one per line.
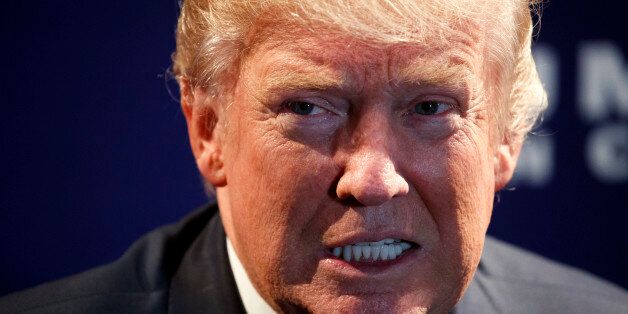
286, 101, 325, 115
414, 100, 452, 116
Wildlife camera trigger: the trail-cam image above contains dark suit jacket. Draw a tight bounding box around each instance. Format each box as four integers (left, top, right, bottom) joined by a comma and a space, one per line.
1, 204, 626, 313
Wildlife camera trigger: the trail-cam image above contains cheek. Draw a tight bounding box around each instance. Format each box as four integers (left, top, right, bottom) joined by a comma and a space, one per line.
404, 124, 495, 271
434, 127, 494, 258
222, 120, 338, 281
451, 122, 496, 227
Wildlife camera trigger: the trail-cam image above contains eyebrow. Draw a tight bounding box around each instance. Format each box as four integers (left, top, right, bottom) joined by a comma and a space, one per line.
257, 60, 351, 97
395, 54, 475, 100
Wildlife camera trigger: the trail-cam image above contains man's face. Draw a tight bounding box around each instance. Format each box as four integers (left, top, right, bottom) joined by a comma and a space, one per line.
199, 19, 514, 313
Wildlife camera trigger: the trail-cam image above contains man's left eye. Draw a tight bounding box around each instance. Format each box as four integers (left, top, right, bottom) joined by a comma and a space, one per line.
286, 101, 326, 116
414, 101, 452, 115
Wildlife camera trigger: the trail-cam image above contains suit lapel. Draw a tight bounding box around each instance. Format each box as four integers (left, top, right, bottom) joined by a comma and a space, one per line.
169, 208, 246, 313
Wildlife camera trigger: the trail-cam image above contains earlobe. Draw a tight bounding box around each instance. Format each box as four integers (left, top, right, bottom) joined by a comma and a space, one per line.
181, 82, 227, 187
196, 144, 227, 187
494, 139, 523, 191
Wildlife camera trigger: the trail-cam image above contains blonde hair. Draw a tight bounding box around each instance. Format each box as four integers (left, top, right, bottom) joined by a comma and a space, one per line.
172, 0, 547, 143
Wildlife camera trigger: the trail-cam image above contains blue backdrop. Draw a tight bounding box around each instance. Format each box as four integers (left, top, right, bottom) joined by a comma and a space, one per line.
1, 1, 626, 296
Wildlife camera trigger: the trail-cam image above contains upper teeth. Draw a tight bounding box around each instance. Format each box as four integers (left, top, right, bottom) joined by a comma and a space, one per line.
331, 238, 412, 262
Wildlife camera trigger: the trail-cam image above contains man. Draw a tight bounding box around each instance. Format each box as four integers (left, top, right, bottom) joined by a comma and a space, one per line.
1, 0, 626, 313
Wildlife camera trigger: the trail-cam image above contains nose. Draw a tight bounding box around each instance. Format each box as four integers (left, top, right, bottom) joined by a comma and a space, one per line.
335, 116, 409, 206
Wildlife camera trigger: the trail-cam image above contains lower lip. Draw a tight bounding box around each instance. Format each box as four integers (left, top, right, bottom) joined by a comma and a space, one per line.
322, 247, 420, 275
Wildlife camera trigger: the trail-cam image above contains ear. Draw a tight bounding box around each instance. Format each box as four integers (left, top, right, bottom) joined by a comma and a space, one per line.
494, 136, 523, 191
180, 80, 227, 187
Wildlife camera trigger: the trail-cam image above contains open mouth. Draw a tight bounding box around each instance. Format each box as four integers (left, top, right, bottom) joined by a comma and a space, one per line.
328, 238, 416, 263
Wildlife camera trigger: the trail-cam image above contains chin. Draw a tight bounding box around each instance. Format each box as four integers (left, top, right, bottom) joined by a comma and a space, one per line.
275, 279, 464, 314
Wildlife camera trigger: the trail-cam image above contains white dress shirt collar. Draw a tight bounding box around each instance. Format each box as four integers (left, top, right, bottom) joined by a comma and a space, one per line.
226, 237, 276, 314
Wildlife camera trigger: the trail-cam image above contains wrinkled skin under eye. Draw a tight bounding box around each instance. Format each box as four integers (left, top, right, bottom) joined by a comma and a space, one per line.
415, 101, 451, 115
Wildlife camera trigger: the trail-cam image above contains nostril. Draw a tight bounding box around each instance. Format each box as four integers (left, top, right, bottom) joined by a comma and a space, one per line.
336, 194, 362, 206
354, 184, 400, 206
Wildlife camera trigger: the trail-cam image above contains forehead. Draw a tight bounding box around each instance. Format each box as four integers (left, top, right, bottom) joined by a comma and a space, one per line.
238, 1, 493, 87
241, 23, 485, 102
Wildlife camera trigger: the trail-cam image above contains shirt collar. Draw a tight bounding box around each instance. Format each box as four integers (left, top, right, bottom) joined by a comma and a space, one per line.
226, 237, 276, 314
